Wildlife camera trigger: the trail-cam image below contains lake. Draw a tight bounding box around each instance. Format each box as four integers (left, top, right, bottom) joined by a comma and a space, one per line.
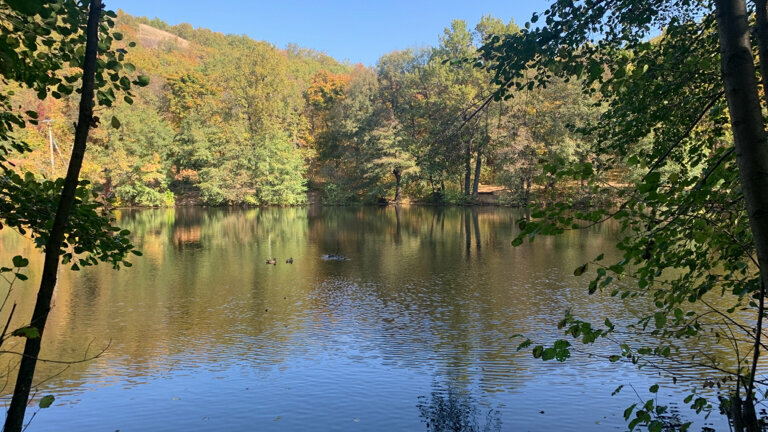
0, 207, 730, 431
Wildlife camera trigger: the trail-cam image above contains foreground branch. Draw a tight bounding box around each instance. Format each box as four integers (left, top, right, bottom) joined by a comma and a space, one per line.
3, 2, 103, 431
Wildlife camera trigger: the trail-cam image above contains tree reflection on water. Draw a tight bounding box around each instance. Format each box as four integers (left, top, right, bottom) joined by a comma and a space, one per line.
417, 386, 501, 432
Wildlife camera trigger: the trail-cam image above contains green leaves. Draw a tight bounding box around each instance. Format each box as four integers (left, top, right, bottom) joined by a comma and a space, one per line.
573, 263, 588, 276
39, 395, 54, 408
474, 0, 755, 429
111, 116, 121, 129
624, 404, 636, 421
12, 326, 40, 339
12, 256, 29, 268
532, 345, 544, 358
5, 0, 42, 15
0, 171, 141, 271
516, 338, 533, 351
531, 340, 571, 361
638, 171, 661, 194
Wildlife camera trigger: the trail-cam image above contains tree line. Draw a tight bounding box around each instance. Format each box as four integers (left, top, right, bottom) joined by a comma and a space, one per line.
7, 12, 608, 207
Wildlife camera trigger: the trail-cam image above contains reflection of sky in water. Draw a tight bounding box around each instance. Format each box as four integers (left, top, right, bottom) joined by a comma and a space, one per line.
0, 207, 732, 430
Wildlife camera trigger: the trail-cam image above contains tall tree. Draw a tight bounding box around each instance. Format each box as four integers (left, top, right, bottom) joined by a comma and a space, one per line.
481, 0, 768, 429
4, 1, 104, 428
433, 20, 486, 196
364, 105, 418, 203
92, 98, 175, 206
0, 1, 145, 429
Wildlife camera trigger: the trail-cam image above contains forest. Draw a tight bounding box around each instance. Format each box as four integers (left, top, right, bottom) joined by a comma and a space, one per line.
6, 11, 610, 207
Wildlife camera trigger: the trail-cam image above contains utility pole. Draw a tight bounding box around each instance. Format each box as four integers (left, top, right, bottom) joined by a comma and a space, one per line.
41, 119, 68, 175
42, 119, 54, 172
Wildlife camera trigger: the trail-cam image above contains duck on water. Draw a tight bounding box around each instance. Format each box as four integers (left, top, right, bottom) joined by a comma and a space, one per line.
321, 253, 349, 261
266, 255, 348, 263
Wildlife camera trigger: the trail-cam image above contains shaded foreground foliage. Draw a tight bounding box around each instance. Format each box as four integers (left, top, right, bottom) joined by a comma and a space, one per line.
480, 0, 768, 430
0, 0, 145, 430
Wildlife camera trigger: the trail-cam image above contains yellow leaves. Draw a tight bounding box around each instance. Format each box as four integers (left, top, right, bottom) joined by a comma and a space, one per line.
306, 70, 351, 107
138, 153, 163, 173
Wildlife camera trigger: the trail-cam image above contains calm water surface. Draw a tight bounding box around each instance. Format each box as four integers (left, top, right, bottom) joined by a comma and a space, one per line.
0, 207, 730, 431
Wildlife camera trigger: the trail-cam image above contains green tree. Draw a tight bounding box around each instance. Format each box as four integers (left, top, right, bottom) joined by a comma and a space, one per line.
433, 20, 487, 197
94, 97, 175, 206
376, 49, 445, 197
0, 1, 146, 430
205, 41, 307, 205
166, 72, 221, 176
312, 66, 380, 202
496, 77, 598, 204
365, 108, 418, 203
482, 0, 768, 429
164, 41, 309, 206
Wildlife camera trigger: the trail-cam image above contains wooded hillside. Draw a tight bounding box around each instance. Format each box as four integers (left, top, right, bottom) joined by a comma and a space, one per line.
6, 12, 615, 206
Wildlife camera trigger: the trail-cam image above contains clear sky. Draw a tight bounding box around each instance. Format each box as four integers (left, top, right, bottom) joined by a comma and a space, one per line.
107, 0, 550, 65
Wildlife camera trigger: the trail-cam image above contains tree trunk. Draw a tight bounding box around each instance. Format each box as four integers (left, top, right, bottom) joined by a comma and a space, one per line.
526, 179, 531, 204
754, 0, 768, 108
393, 168, 402, 203
743, 397, 759, 432
715, 0, 768, 429
4, 2, 102, 431
472, 151, 482, 198
731, 395, 744, 432
521, 176, 531, 205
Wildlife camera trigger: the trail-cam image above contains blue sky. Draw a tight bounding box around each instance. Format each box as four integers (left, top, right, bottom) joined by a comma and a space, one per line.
108, 0, 550, 65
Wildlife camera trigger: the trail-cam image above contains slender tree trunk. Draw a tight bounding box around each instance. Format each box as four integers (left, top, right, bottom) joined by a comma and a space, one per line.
4, 2, 102, 431
525, 179, 530, 204
715, 0, 768, 429
731, 395, 745, 432
472, 151, 482, 198
754, 0, 768, 108
393, 168, 402, 203
521, 176, 531, 205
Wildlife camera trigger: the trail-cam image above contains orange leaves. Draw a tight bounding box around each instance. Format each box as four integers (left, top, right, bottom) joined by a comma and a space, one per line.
306, 70, 351, 107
